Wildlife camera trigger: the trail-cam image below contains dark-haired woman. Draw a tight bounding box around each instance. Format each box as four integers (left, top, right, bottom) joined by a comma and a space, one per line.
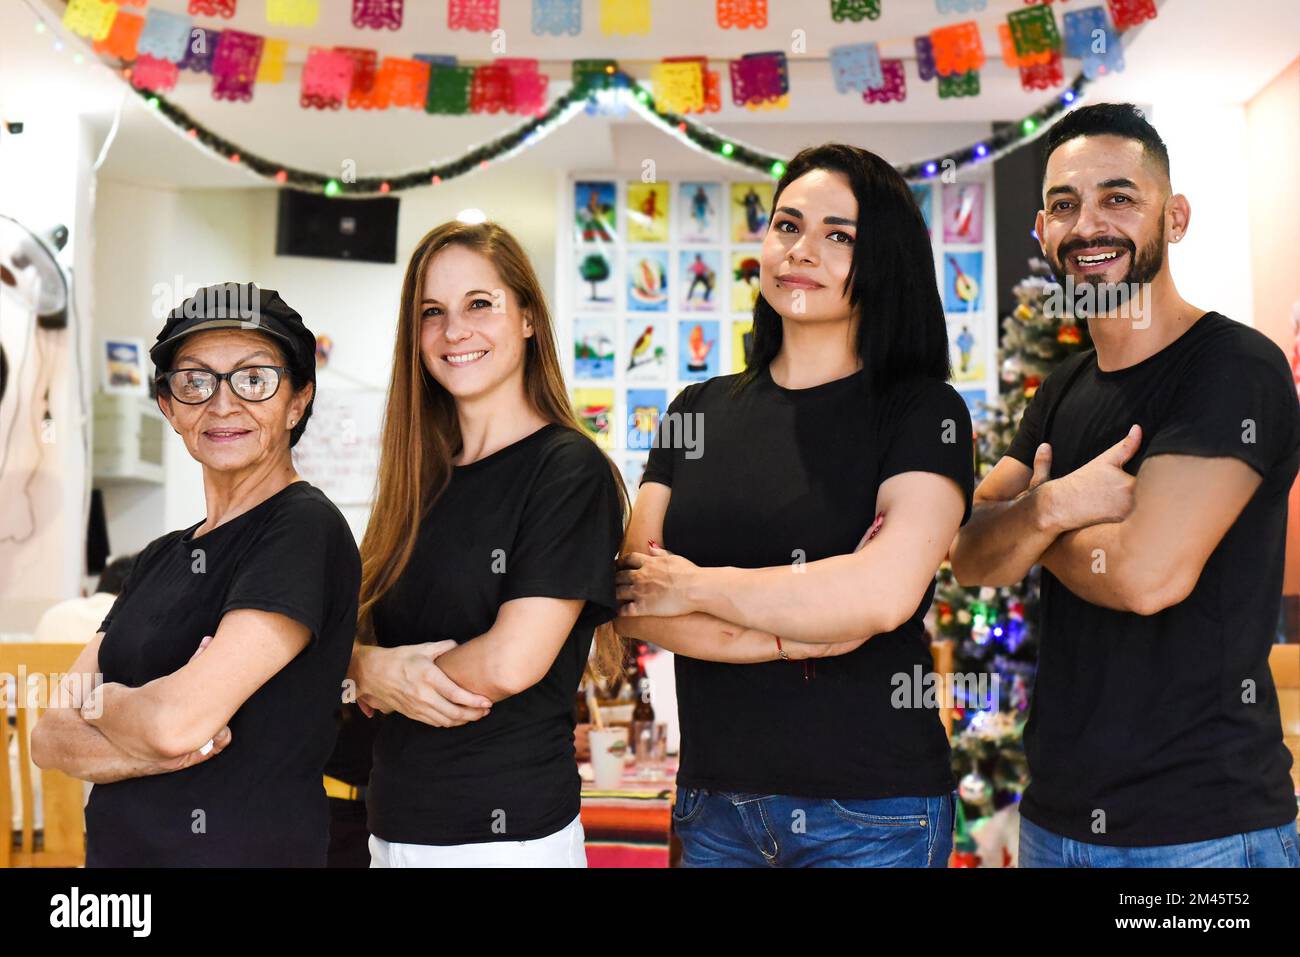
348, 221, 625, 867
615, 145, 974, 868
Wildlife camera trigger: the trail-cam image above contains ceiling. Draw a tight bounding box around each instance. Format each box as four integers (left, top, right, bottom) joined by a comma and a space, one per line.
2, 0, 1296, 188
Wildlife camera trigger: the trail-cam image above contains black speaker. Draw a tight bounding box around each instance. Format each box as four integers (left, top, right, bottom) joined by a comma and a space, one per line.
275, 189, 400, 264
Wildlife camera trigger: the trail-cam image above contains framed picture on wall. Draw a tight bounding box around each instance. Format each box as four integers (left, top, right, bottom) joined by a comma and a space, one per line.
627, 249, 670, 311
102, 338, 149, 396
730, 182, 773, 243
574, 180, 617, 243
625, 318, 669, 381
574, 247, 617, 310
627, 182, 670, 243
679, 182, 722, 243
678, 250, 721, 311
942, 182, 985, 245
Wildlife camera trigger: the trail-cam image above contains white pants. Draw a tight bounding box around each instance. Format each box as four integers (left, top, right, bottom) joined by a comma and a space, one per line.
369, 815, 588, 868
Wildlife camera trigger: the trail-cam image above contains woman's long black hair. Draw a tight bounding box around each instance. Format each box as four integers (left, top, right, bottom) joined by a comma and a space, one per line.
737, 143, 951, 394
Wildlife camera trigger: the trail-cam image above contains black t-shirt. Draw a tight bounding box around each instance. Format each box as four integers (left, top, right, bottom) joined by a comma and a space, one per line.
1006, 312, 1300, 846
642, 367, 974, 798
366, 424, 623, 845
86, 481, 361, 866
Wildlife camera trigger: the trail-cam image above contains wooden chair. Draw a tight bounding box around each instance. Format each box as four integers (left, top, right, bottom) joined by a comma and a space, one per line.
1269, 643, 1300, 822
0, 643, 87, 867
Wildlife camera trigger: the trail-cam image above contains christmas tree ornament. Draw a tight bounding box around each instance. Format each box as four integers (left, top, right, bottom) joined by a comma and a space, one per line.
959, 771, 992, 806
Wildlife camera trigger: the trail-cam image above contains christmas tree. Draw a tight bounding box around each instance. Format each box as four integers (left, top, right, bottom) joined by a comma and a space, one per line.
929, 258, 1095, 834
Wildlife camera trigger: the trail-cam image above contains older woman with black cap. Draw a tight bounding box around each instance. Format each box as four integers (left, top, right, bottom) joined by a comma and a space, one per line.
32, 281, 361, 867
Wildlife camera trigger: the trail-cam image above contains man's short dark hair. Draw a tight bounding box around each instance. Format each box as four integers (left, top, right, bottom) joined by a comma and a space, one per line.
96, 554, 136, 595
1043, 102, 1170, 182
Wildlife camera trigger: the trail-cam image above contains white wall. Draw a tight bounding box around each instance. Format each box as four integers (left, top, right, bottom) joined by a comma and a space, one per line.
0, 115, 96, 630
1145, 101, 1255, 326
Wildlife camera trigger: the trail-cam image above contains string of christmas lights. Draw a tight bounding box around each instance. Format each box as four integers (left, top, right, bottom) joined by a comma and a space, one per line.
22, 0, 1163, 197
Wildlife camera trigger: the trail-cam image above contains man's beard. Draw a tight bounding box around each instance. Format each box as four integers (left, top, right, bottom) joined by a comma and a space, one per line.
1047, 221, 1164, 316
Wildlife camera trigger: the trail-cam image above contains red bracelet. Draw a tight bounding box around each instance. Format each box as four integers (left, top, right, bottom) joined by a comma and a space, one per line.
775, 635, 789, 661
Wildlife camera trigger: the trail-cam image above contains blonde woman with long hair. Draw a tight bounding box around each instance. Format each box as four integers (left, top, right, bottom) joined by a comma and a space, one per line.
348, 222, 625, 867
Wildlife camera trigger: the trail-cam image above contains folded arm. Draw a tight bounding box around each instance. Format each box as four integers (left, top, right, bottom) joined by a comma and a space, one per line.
619, 477, 956, 646
1041, 453, 1262, 614
433, 596, 585, 701
951, 426, 1143, 587
950, 450, 1061, 587
81, 608, 311, 761
623, 471, 964, 644
31, 634, 231, 782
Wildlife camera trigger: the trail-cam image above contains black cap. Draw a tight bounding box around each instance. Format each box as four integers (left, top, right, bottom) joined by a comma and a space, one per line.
150, 282, 316, 374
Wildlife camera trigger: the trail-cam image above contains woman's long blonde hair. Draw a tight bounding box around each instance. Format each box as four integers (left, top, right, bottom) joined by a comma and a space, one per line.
357, 221, 629, 681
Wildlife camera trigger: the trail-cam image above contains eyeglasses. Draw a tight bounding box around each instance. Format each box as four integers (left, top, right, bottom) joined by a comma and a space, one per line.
159, 366, 289, 405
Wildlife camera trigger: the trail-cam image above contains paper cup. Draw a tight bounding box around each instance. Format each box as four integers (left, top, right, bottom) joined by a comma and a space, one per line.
589, 727, 629, 789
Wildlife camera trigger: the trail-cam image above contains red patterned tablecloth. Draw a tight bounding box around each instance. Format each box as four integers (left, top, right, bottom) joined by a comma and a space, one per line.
579, 763, 677, 868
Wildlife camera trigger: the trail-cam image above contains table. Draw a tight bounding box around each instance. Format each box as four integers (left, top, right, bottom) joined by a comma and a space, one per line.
579, 761, 677, 867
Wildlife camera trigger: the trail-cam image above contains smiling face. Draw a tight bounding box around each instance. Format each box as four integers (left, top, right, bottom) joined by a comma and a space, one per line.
1038, 134, 1173, 294
759, 169, 859, 325
418, 243, 533, 403
159, 329, 311, 475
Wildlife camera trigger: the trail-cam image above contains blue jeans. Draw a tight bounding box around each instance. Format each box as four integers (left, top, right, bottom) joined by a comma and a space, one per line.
1019, 813, 1300, 867
672, 789, 954, 868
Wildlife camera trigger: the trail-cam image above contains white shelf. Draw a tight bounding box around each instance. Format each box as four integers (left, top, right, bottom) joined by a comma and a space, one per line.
91, 392, 165, 486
